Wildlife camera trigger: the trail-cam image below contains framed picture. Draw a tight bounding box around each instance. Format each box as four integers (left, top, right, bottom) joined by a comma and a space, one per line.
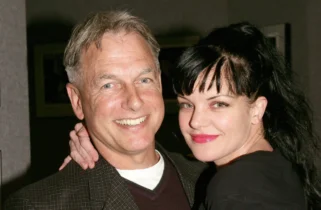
157, 36, 200, 114
34, 43, 73, 117
261, 23, 289, 58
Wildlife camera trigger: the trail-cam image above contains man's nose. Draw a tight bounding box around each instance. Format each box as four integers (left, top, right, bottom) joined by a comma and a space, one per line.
122, 86, 143, 111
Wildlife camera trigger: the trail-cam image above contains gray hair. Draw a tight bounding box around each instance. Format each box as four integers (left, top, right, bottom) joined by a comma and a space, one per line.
64, 10, 160, 85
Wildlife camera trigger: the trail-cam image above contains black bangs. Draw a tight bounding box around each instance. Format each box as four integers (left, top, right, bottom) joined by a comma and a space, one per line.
172, 45, 222, 96
171, 44, 251, 97
172, 22, 274, 98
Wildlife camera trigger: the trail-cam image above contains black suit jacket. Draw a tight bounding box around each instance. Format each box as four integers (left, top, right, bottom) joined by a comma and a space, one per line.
5, 145, 206, 210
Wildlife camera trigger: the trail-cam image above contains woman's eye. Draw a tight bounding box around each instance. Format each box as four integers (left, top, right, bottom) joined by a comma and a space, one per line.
213, 102, 229, 108
179, 103, 193, 109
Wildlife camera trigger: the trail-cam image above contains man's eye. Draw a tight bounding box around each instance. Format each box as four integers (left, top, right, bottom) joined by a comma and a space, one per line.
103, 83, 113, 89
141, 78, 152, 83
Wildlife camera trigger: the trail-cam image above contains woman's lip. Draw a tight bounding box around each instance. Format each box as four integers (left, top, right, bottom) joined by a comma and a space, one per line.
191, 134, 219, 143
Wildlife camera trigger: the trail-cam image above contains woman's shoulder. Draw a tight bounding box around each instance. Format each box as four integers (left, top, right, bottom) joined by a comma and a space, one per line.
208, 151, 279, 192
205, 150, 306, 209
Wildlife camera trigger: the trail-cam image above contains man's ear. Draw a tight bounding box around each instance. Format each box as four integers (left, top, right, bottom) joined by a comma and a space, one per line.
251, 96, 268, 124
66, 83, 84, 120
157, 71, 162, 93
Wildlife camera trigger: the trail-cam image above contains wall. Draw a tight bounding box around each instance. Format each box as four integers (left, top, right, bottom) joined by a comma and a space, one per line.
228, 0, 321, 136
27, 0, 228, 35
0, 0, 30, 198
306, 0, 321, 136
228, 0, 308, 88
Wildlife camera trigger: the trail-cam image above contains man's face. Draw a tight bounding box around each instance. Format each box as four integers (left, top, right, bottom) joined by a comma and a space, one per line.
67, 31, 164, 159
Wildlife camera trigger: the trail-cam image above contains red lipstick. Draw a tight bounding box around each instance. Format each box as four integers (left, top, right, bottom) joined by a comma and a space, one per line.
191, 134, 218, 144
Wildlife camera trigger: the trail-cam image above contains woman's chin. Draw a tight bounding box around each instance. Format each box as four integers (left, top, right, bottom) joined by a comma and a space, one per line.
192, 151, 216, 163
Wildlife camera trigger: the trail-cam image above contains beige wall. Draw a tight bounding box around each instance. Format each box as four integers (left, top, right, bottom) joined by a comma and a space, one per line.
0, 0, 30, 195
27, 0, 229, 35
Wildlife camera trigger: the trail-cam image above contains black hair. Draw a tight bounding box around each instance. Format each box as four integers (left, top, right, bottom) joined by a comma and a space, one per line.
172, 22, 321, 209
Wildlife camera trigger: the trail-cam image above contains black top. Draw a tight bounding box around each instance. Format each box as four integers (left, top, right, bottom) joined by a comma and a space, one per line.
205, 150, 306, 210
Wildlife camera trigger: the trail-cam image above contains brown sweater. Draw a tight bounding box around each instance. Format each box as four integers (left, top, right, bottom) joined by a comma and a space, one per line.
126, 156, 191, 210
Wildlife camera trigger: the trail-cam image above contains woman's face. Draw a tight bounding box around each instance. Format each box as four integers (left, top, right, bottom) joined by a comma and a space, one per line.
177, 73, 267, 165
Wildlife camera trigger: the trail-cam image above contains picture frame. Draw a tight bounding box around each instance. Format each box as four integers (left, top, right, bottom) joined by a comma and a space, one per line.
261, 23, 289, 58
157, 36, 200, 114
34, 43, 73, 117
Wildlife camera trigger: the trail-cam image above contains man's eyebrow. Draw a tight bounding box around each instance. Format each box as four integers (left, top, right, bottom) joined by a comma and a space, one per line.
96, 68, 154, 82
98, 74, 118, 80
138, 68, 153, 76
93, 74, 118, 86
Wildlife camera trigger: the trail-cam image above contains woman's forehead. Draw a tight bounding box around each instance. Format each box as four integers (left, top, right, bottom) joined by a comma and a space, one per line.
194, 67, 232, 92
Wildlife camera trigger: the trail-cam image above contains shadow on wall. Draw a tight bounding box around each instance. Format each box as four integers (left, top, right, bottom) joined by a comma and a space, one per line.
0, 18, 77, 203
2, 167, 32, 203
27, 18, 78, 185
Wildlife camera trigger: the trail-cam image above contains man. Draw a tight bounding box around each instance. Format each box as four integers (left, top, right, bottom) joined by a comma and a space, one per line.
5, 10, 207, 210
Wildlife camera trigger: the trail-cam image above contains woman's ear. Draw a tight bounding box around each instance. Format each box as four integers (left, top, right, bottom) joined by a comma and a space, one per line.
251, 96, 268, 124
66, 83, 85, 120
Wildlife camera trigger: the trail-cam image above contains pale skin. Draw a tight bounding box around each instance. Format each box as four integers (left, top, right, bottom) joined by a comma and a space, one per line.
177, 71, 273, 166
63, 31, 165, 170
59, 123, 98, 170
60, 65, 273, 170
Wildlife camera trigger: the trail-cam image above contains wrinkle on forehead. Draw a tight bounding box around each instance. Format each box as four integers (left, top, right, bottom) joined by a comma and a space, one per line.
80, 31, 157, 88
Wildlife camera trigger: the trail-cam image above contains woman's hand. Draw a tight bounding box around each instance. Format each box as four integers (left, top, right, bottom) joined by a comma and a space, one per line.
59, 123, 99, 170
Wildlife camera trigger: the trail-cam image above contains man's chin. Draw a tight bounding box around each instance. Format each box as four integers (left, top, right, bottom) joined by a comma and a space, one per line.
126, 139, 155, 152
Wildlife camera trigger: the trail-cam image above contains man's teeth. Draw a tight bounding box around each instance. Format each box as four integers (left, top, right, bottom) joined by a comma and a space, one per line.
116, 116, 147, 126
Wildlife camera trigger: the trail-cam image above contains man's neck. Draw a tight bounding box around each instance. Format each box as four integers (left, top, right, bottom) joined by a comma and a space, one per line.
94, 140, 159, 170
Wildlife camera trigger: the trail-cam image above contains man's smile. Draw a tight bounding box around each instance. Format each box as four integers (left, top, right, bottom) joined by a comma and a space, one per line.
115, 116, 147, 126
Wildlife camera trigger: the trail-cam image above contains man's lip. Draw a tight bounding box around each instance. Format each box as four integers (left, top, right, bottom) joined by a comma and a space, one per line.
191, 134, 219, 144
114, 115, 148, 127
115, 115, 147, 121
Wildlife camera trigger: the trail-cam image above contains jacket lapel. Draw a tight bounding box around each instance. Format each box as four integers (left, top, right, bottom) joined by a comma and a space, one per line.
87, 157, 139, 210
156, 144, 196, 207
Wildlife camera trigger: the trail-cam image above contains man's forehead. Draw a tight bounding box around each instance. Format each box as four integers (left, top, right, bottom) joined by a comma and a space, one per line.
85, 32, 152, 56
98, 68, 154, 79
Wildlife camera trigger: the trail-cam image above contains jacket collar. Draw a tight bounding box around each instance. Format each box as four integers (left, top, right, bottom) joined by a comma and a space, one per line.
156, 143, 196, 207
87, 156, 139, 210
86, 143, 200, 209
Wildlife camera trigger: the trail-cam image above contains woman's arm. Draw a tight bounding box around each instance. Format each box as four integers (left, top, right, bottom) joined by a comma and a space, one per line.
59, 123, 99, 170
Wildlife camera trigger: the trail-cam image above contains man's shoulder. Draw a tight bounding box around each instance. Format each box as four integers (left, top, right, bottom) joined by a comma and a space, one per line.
5, 160, 89, 209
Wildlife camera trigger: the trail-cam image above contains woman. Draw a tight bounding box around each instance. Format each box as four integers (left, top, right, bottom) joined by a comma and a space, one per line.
61, 22, 321, 209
